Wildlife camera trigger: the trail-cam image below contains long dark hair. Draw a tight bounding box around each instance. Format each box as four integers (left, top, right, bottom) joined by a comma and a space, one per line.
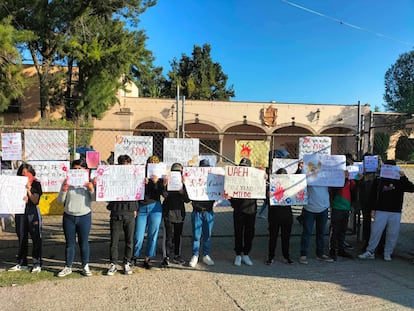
17, 163, 36, 176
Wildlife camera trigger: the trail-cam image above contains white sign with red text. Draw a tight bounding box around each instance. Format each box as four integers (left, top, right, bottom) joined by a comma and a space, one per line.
24, 130, 69, 160
29, 161, 70, 192
114, 135, 153, 165
67, 169, 90, 187
183, 166, 224, 201
1, 132, 22, 160
298, 136, 331, 160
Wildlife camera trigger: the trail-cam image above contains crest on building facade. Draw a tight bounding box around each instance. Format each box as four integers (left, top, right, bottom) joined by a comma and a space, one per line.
262, 105, 277, 127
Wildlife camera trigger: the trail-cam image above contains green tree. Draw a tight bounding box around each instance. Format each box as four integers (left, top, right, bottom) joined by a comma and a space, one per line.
384, 50, 414, 113
165, 44, 235, 100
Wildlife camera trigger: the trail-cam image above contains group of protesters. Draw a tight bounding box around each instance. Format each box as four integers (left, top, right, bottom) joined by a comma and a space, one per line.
7, 152, 414, 276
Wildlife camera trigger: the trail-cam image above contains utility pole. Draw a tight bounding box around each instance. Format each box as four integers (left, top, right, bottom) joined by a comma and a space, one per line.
181, 96, 185, 138
176, 84, 179, 138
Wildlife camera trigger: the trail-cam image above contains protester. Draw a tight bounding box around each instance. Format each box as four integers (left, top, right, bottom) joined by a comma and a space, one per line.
266, 168, 294, 265
106, 155, 137, 276
358, 160, 414, 261
9, 163, 43, 273
133, 155, 165, 269
161, 162, 190, 266
57, 159, 95, 277
189, 159, 216, 268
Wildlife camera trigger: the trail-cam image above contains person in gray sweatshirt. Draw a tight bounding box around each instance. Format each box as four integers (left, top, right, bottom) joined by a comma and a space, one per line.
57, 159, 95, 277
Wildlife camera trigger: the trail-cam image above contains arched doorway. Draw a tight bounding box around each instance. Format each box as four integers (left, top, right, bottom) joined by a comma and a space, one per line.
134, 122, 168, 160
273, 126, 313, 159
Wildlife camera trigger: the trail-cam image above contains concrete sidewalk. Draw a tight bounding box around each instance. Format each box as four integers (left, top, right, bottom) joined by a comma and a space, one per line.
1, 203, 414, 310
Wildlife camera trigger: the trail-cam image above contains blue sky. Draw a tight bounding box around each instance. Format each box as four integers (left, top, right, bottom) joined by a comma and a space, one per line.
138, 0, 414, 110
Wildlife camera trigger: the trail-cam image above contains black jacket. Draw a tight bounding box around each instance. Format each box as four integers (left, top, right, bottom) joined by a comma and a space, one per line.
163, 185, 190, 223
230, 198, 257, 215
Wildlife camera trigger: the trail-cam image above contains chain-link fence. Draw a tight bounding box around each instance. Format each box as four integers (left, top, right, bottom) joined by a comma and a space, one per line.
0, 125, 413, 255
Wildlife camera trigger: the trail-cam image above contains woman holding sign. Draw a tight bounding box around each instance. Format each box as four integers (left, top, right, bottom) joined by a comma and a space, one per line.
57, 159, 95, 277
9, 163, 43, 273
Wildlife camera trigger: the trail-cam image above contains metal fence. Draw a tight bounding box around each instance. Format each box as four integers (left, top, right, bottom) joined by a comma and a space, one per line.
0, 125, 413, 256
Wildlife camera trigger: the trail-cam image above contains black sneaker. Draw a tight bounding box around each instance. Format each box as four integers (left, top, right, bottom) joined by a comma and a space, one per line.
338, 250, 353, 259
343, 241, 354, 250
283, 257, 294, 265
265, 258, 274, 265
329, 249, 337, 261
143, 260, 152, 270
161, 257, 169, 267
173, 256, 186, 265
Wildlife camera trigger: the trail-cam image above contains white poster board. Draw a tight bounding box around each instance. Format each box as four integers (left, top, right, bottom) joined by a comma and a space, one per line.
147, 163, 167, 179
298, 136, 331, 160
24, 129, 69, 160
364, 155, 379, 173
199, 155, 217, 167
95, 165, 145, 201
114, 135, 153, 165
183, 166, 225, 201
269, 174, 308, 206
272, 158, 300, 174
346, 164, 362, 180
167, 171, 183, 191
224, 166, 266, 199
303, 154, 346, 187
0, 175, 28, 214
1, 132, 22, 160
380, 164, 400, 180
67, 169, 90, 187
163, 138, 199, 167
29, 161, 70, 192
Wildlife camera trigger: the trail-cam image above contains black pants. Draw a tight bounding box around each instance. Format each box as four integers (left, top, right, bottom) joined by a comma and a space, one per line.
329, 209, 350, 252
15, 209, 42, 266
109, 215, 135, 264
233, 211, 256, 255
163, 218, 184, 257
267, 206, 293, 259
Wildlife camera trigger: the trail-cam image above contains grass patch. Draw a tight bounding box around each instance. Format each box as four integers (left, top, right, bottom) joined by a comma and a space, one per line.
0, 269, 82, 287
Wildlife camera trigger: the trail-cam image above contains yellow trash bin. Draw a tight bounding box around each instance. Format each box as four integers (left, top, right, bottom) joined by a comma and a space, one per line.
38, 192, 64, 215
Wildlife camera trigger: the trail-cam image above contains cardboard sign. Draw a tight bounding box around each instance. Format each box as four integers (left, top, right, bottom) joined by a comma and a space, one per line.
1, 132, 22, 160
29, 161, 70, 192
303, 154, 345, 187
364, 155, 379, 173
67, 169, 90, 187
269, 174, 308, 206
167, 171, 183, 191
380, 164, 400, 180
163, 138, 199, 167
272, 158, 301, 174
224, 166, 266, 199
24, 129, 69, 160
0, 175, 28, 214
86, 151, 100, 169
183, 166, 225, 201
147, 163, 167, 179
114, 135, 153, 165
298, 136, 331, 160
95, 165, 145, 201
235, 140, 270, 168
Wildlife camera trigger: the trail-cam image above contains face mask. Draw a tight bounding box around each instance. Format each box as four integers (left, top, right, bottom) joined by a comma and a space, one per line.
23, 171, 34, 184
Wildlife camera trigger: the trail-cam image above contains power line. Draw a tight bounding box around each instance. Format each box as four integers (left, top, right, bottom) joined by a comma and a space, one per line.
281, 0, 413, 47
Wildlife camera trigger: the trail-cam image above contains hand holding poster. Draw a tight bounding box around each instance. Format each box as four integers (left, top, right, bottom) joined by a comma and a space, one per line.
269, 174, 308, 206
0, 175, 28, 214
303, 154, 346, 187
224, 166, 266, 199
183, 166, 225, 201
95, 165, 145, 201
67, 169, 90, 187
380, 164, 400, 180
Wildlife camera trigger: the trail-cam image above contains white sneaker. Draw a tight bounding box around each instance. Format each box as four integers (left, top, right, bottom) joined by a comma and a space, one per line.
202, 255, 215, 266
242, 255, 253, 266
8, 264, 28, 272
358, 251, 375, 260
234, 255, 242, 266
189, 255, 198, 267
82, 264, 92, 277
124, 262, 132, 275
107, 263, 117, 276
31, 264, 41, 273
384, 255, 392, 262
58, 266, 72, 277
299, 256, 308, 265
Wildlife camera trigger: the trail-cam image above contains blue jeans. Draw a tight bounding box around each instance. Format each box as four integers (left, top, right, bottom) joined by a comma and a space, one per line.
63, 212, 91, 267
134, 201, 162, 258
191, 210, 214, 256
300, 208, 328, 257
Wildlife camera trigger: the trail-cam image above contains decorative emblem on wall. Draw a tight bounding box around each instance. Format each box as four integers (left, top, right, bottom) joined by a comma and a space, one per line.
263, 105, 277, 127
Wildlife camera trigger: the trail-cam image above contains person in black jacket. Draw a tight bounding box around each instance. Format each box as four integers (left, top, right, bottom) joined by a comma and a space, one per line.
161, 162, 190, 266
106, 155, 138, 276
358, 160, 414, 261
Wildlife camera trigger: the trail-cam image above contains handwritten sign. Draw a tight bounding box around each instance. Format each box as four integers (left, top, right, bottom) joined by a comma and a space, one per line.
224, 166, 266, 199
114, 135, 153, 165
86, 151, 100, 169
67, 169, 90, 187
147, 163, 167, 179
272, 158, 300, 174
95, 165, 145, 201
183, 166, 225, 201
1, 132, 22, 160
163, 138, 199, 167
0, 175, 28, 214
364, 155, 379, 173
167, 171, 183, 191
380, 164, 400, 180
235, 140, 270, 168
299, 136, 331, 160
303, 154, 345, 187
29, 161, 70, 192
346, 164, 362, 180
269, 174, 308, 206
24, 129, 69, 160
